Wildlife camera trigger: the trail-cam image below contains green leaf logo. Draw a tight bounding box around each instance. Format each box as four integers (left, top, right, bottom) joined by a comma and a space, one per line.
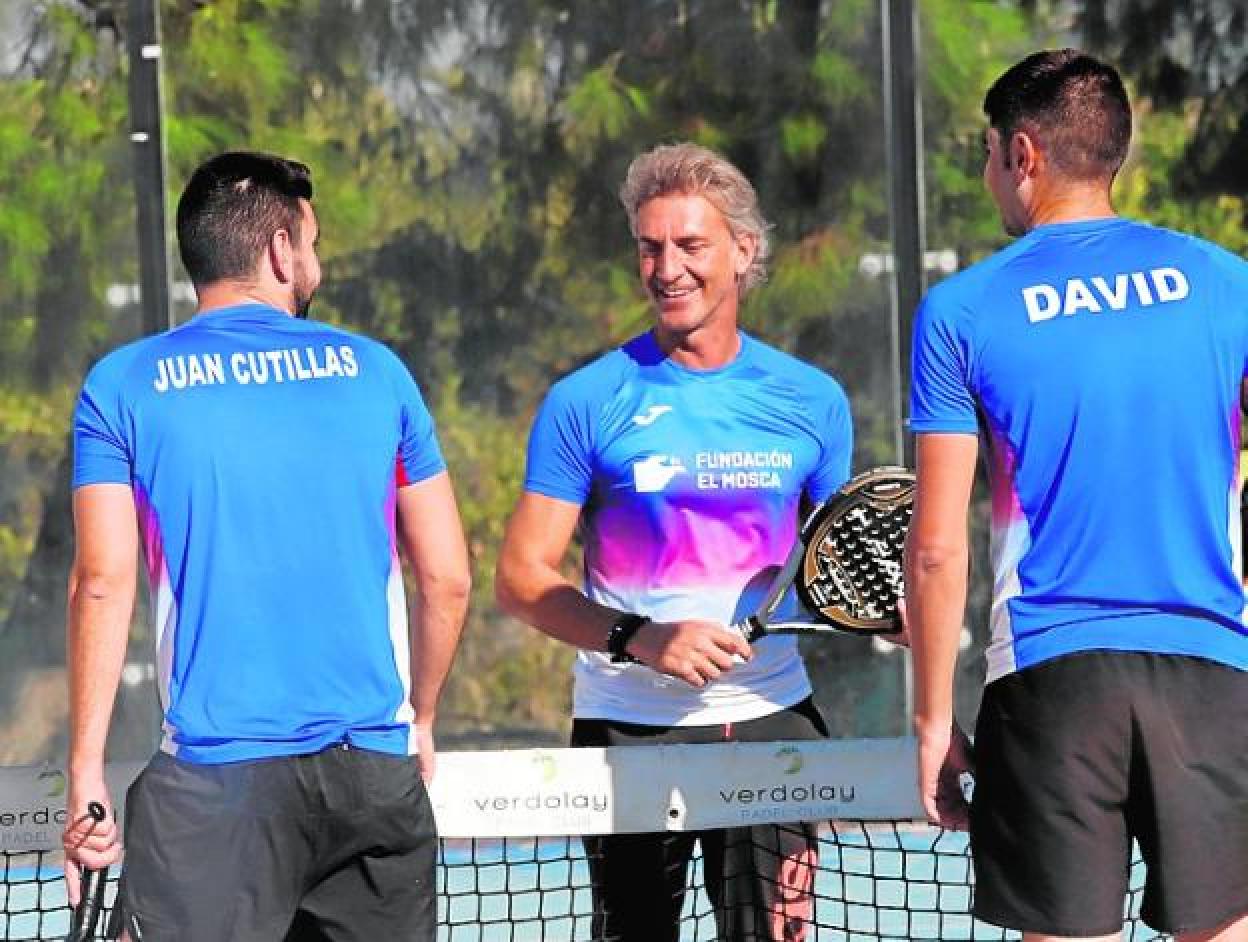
531, 753, 558, 784
38, 767, 66, 798
775, 745, 803, 775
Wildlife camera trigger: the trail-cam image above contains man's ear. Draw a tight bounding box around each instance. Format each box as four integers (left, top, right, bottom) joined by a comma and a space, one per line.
1010, 130, 1040, 182
268, 228, 295, 284
734, 231, 758, 279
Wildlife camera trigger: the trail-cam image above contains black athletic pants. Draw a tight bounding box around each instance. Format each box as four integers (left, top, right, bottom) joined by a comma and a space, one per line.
571, 697, 828, 942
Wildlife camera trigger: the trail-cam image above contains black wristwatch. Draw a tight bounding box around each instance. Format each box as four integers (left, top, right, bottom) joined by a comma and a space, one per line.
606, 613, 650, 663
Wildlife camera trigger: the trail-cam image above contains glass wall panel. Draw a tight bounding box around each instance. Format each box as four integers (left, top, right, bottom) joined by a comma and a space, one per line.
915, 1, 1058, 728
1, 1, 1064, 760
0, 8, 154, 765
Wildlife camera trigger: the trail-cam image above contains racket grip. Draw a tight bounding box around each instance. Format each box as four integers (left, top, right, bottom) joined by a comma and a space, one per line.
733, 617, 766, 643
66, 801, 110, 942
68, 867, 109, 941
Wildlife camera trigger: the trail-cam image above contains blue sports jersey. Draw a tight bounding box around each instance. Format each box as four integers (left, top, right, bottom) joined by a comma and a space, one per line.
526, 331, 852, 725
72, 303, 446, 763
911, 218, 1248, 681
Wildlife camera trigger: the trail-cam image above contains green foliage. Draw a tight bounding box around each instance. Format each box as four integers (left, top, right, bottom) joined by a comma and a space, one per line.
1117, 107, 1248, 253
561, 54, 648, 155
779, 114, 827, 163
1043, 0, 1248, 205
433, 378, 575, 739
920, 0, 1054, 262
0, 524, 31, 624
0, 3, 134, 687
810, 51, 869, 108
0, 22, 127, 313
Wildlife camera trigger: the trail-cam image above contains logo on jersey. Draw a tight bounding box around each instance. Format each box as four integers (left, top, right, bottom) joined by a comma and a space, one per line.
633, 455, 686, 493
632, 405, 673, 427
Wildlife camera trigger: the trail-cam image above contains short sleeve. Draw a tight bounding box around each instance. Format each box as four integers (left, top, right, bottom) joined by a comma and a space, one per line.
806, 382, 853, 503
389, 355, 446, 486
1202, 240, 1248, 377
523, 381, 596, 505
72, 363, 133, 489
909, 289, 979, 435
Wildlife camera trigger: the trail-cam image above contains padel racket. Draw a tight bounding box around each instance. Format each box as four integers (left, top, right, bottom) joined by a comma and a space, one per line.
735, 466, 915, 641
66, 801, 109, 942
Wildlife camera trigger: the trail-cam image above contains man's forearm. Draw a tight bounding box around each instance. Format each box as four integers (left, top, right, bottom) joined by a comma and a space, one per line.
495, 497, 751, 687
495, 493, 634, 653
67, 576, 135, 776
497, 565, 626, 653
409, 577, 471, 725
905, 544, 969, 731
905, 432, 978, 732
392, 474, 472, 725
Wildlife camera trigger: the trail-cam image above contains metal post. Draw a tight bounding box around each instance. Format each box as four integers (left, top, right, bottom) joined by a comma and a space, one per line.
881, 0, 926, 469
881, 0, 926, 732
127, 0, 173, 335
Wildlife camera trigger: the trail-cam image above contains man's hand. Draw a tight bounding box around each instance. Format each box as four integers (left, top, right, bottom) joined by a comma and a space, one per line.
915, 719, 975, 831
62, 777, 121, 907
413, 723, 436, 784
626, 619, 752, 687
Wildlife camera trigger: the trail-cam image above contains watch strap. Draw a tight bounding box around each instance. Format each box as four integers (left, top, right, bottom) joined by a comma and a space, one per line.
606, 613, 650, 663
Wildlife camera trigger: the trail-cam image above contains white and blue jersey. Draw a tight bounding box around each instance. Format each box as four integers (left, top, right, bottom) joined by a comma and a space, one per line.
526, 331, 852, 726
72, 303, 446, 764
911, 218, 1248, 681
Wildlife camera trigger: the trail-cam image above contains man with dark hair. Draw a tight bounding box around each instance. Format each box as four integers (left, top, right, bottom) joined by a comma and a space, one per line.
62, 151, 471, 941
175, 152, 315, 303
496, 142, 853, 942
906, 50, 1248, 941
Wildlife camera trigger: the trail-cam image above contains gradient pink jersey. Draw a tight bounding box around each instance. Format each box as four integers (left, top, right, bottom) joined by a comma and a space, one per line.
525, 331, 852, 725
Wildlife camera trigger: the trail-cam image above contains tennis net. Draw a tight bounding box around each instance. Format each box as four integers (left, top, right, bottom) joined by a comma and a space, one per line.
2, 740, 1169, 940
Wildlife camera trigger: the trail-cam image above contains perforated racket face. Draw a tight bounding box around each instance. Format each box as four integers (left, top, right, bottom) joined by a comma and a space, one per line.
796, 467, 915, 634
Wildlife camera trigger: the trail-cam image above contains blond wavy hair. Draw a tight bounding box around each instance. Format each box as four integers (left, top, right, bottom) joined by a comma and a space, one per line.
619, 142, 771, 296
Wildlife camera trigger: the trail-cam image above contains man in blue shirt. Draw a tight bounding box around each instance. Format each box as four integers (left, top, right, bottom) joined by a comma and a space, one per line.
61, 152, 471, 941
497, 142, 853, 941
906, 50, 1248, 941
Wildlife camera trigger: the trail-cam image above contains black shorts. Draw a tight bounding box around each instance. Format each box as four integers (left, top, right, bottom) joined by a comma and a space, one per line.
118, 747, 436, 942
971, 651, 1248, 936
571, 698, 828, 942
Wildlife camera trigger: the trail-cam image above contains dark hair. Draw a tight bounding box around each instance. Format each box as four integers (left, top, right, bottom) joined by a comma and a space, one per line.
983, 49, 1131, 183
175, 152, 313, 285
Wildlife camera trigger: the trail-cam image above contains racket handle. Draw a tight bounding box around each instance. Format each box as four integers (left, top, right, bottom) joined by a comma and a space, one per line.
67, 802, 110, 942
734, 616, 766, 643
69, 867, 109, 941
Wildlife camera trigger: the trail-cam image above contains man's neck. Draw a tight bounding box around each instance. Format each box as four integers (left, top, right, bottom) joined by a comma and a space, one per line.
1026, 179, 1117, 230
194, 281, 293, 317
656, 323, 742, 371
